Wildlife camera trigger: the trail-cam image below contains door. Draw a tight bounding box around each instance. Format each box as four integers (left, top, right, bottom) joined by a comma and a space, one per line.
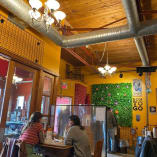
0, 62, 37, 138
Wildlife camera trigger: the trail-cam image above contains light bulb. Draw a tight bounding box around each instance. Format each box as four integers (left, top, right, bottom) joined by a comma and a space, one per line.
101, 69, 107, 74
45, 0, 60, 10
98, 67, 104, 72
104, 64, 111, 71
46, 16, 54, 25
54, 11, 66, 21
108, 70, 113, 74
29, 0, 42, 10
111, 67, 117, 72
29, 10, 41, 20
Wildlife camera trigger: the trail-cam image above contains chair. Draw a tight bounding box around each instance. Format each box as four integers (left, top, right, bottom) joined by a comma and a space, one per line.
92, 139, 104, 157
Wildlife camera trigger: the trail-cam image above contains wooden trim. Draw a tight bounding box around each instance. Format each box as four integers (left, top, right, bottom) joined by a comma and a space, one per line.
0, 47, 59, 77
0, 61, 15, 127
52, 77, 59, 105
36, 70, 44, 111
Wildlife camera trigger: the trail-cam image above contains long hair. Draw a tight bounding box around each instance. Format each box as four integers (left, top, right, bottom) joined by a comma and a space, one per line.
69, 115, 84, 130
22, 112, 42, 133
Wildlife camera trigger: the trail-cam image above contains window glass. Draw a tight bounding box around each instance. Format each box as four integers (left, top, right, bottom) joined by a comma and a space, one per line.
0, 56, 9, 121
5, 66, 34, 137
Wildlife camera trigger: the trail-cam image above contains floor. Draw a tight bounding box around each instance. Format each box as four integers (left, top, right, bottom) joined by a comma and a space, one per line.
107, 153, 134, 157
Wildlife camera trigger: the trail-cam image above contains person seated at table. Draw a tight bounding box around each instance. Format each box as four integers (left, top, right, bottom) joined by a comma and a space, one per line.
64, 115, 91, 157
19, 112, 44, 156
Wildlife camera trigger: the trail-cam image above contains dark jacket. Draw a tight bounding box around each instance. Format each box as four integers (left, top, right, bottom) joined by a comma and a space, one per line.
0, 138, 27, 157
107, 111, 117, 129
139, 138, 157, 157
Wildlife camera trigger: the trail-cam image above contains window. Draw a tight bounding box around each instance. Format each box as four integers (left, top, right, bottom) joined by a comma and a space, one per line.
0, 56, 9, 121
17, 96, 25, 109
5, 65, 35, 137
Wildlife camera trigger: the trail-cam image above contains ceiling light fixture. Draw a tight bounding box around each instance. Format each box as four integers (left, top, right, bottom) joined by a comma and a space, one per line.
28, 0, 66, 31
98, 48, 117, 76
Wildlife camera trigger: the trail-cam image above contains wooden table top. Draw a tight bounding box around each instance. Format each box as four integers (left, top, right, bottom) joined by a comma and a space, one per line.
40, 143, 73, 150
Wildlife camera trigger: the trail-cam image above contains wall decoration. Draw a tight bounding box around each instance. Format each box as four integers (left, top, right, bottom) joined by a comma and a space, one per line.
150, 106, 156, 113
133, 98, 143, 111
92, 83, 132, 127
136, 115, 141, 122
133, 79, 142, 97
61, 82, 68, 89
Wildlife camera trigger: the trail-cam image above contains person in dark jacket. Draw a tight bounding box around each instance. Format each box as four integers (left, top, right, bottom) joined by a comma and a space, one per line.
107, 107, 117, 153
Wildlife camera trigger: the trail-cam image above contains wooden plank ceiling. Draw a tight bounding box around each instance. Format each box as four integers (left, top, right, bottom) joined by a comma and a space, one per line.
50, 0, 157, 67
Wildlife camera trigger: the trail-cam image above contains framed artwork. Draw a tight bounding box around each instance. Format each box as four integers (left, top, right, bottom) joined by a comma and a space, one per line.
133, 79, 142, 97
150, 106, 156, 113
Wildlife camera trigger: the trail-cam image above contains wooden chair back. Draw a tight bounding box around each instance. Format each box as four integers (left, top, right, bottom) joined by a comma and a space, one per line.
93, 139, 104, 157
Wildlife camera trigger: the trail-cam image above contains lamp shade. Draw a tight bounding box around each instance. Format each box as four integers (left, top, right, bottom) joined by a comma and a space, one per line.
29, 0, 42, 10
29, 10, 41, 20
45, 0, 60, 10
98, 67, 104, 72
54, 11, 66, 21
104, 64, 111, 70
111, 67, 117, 72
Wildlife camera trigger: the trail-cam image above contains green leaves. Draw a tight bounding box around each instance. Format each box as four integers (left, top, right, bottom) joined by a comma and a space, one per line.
92, 83, 132, 127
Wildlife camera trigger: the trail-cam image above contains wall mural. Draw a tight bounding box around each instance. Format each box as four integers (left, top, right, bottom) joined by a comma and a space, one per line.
133, 79, 142, 97
92, 83, 132, 127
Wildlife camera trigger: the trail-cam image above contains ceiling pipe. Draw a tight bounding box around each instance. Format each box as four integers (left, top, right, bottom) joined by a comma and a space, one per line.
0, 0, 157, 59
122, 0, 149, 66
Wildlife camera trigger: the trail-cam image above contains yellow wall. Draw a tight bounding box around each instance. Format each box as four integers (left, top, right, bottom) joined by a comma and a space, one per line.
0, 7, 61, 75
58, 59, 157, 136
84, 71, 147, 135
26, 28, 61, 75
58, 59, 87, 104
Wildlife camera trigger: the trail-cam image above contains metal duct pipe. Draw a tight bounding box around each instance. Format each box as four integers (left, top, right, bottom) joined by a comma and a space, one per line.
134, 38, 149, 66
62, 26, 133, 47
122, 0, 149, 66
0, 0, 157, 52
121, 0, 140, 31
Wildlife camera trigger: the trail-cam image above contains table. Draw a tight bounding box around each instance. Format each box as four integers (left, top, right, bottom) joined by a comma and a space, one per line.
40, 143, 73, 157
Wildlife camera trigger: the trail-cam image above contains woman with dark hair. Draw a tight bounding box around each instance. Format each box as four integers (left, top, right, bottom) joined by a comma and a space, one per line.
19, 112, 44, 156
64, 115, 91, 157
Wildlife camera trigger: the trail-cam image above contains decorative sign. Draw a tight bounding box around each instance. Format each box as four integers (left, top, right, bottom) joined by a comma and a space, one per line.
133, 79, 142, 97
150, 106, 156, 113
136, 115, 141, 122
133, 98, 143, 111
62, 82, 68, 89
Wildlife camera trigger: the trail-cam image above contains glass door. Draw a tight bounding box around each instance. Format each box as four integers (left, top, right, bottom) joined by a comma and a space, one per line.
4, 63, 37, 138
